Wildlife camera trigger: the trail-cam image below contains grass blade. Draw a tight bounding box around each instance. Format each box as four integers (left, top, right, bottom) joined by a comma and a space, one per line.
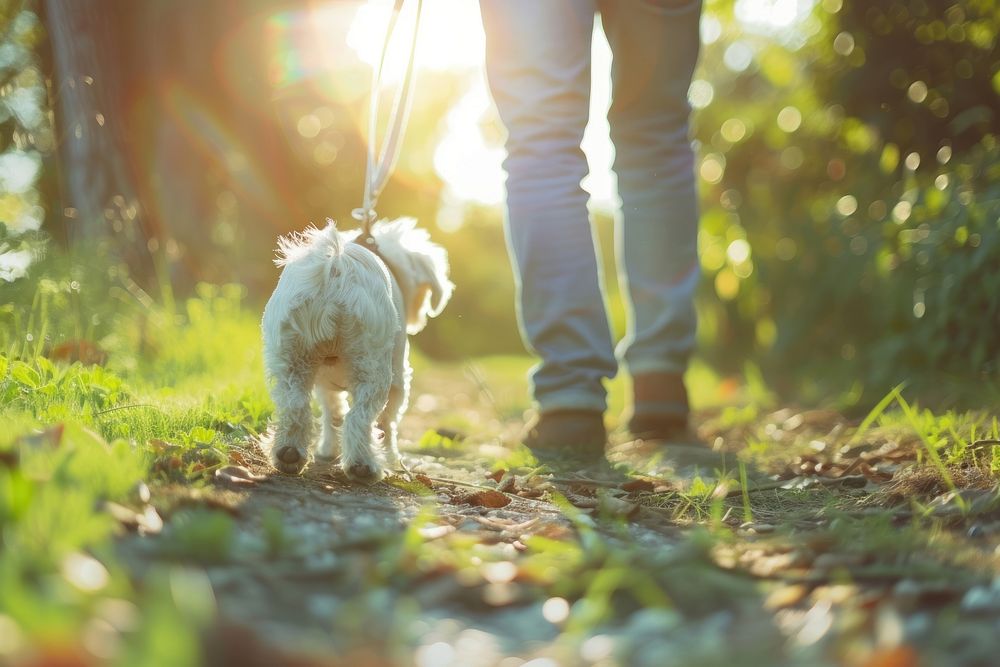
853, 383, 906, 441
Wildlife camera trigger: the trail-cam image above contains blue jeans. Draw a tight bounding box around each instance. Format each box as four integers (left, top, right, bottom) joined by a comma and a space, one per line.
480, 0, 702, 413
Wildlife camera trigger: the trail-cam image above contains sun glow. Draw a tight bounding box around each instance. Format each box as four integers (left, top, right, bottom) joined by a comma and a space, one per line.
343, 0, 617, 217
346, 0, 485, 78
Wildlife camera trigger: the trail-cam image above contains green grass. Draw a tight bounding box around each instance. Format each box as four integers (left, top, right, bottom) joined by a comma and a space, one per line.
0, 279, 269, 664
2, 268, 999, 665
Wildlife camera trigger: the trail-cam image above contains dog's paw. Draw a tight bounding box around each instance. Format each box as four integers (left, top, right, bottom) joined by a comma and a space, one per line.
341, 457, 385, 484
272, 445, 310, 475
384, 446, 402, 471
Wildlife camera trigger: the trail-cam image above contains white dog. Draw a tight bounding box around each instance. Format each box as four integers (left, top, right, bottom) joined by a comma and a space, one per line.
261, 218, 453, 481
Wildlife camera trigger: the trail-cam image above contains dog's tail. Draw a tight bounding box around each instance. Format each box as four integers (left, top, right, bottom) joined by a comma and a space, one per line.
274, 220, 345, 272
271, 220, 348, 305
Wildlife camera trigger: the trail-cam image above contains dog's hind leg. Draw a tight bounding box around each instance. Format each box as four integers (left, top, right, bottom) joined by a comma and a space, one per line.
268, 356, 317, 475
316, 387, 348, 462
340, 350, 392, 482
379, 384, 406, 470
379, 339, 411, 471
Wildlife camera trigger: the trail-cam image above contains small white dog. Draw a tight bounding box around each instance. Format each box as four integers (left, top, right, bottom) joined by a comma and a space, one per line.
261, 218, 453, 481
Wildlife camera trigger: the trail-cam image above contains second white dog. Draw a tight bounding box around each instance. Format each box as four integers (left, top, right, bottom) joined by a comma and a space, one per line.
261, 218, 453, 481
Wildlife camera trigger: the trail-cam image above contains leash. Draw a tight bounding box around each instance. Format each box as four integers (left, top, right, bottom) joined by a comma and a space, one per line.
351, 0, 424, 249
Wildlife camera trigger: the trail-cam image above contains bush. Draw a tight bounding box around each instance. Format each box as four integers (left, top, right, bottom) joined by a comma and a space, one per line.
691, 0, 1000, 400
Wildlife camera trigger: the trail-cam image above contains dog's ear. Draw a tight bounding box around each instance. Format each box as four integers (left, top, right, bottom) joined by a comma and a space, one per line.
405, 249, 454, 334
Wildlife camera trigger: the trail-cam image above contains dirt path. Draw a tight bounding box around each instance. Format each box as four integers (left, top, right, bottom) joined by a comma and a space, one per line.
118, 368, 1000, 667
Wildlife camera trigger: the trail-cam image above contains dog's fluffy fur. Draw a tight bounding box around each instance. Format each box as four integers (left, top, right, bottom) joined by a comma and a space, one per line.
261, 218, 453, 481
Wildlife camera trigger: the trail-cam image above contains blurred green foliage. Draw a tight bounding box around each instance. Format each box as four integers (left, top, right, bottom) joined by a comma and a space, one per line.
0, 4, 49, 281
692, 0, 1000, 400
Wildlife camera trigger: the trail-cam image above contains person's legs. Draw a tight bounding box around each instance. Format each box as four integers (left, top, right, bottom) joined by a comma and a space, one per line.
480, 1, 616, 422
599, 0, 702, 435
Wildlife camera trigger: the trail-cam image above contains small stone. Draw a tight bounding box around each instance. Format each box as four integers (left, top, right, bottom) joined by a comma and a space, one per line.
133, 482, 151, 504
961, 586, 1000, 614
765, 584, 809, 610
893, 579, 921, 612
904, 612, 932, 641
753, 523, 776, 533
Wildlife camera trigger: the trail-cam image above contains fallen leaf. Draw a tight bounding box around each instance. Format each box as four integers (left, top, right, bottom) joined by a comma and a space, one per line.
454, 490, 511, 508
621, 478, 656, 493
215, 465, 265, 486
48, 339, 107, 365
104, 501, 163, 535
414, 473, 435, 489
862, 645, 919, 667
564, 492, 598, 509
228, 449, 251, 467
486, 469, 506, 483
532, 522, 575, 541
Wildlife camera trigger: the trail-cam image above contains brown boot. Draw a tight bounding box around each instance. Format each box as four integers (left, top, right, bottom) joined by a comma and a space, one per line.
628, 372, 690, 440
522, 409, 607, 462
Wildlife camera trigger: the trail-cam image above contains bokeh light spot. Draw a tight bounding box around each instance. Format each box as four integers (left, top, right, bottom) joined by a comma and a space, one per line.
313, 141, 339, 166
581, 635, 615, 662
61, 553, 109, 592
827, 158, 846, 180
688, 79, 715, 109
775, 237, 797, 260
892, 201, 912, 223
907, 80, 928, 103
700, 154, 725, 184
835, 195, 857, 216
850, 236, 868, 255
721, 117, 747, 143
542, 597, 570, 624
776, 106, 802, 132
701, 14, 722, 45
780, 146, 804, 170
723, 41, 754, 72
415, 641, 455, 667
833, 31, 855, 56
715, 269, 740, 300
296, 114, 321, 138
727, 239, 751, 264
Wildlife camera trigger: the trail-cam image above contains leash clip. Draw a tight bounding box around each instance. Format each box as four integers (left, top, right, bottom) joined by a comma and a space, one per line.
351, 207, 378, 225
351, 208, 380, 250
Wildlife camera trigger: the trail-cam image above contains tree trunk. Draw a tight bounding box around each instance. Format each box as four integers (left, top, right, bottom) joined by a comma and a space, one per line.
44, 0, 156, 280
